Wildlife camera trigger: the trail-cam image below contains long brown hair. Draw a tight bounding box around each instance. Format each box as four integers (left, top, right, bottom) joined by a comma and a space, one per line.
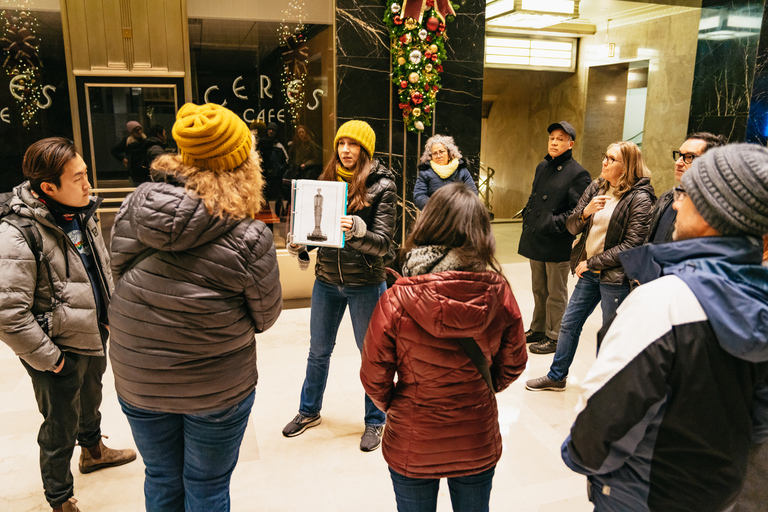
318, 144, 372, 212
402, 182, 505, 277
600, 141, 649, 196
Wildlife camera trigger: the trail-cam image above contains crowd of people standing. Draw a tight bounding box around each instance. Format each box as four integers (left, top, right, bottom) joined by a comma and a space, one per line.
1, 103, 767, 512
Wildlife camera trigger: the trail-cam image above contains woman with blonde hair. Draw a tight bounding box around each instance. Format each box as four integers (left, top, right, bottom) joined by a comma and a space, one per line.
526, 141, 654, 391
109, 103, 282, 511
413, 134, 477, 209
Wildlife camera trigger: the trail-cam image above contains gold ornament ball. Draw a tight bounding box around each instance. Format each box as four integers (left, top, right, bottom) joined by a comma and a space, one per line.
412, 107, 421, 117
408, 72, 420, 83
429, 44, 439, 53
397, 57, 406, 66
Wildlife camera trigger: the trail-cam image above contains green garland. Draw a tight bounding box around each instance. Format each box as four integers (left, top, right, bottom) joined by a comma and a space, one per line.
384, 1, 458, 133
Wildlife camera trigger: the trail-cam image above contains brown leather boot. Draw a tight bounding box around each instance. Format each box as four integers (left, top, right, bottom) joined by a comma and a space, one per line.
52, 497, 81, 512
78, 438, 136, 474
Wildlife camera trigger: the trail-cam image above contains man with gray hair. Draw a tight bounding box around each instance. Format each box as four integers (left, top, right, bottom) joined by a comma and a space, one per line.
561, 143, 768, 511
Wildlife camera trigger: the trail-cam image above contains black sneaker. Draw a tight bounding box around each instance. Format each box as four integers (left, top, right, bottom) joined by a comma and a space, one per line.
529, 336, 557, 354
282, 413, 321, 437
360, 425, 383, 452
525, 329, 546, 344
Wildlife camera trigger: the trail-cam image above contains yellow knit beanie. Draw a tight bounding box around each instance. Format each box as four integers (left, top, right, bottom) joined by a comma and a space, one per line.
333, 120, 376, 158
172, 103, 252, 170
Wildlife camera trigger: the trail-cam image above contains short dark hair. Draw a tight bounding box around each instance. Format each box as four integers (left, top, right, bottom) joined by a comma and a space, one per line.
149, 124, 165, 138
686, 132, 727, 152
22, 137, 78, 194
401, 182, 505, 278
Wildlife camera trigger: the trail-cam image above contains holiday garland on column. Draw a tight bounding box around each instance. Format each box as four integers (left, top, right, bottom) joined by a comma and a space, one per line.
384, 0, 458, 133
1, 7, 43, 127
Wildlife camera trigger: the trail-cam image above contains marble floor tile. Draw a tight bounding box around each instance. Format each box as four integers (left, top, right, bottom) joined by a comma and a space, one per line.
1, 224, 601, 511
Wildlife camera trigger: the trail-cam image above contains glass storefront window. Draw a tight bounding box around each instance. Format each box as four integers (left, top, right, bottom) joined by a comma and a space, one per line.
188, 17, 334, 248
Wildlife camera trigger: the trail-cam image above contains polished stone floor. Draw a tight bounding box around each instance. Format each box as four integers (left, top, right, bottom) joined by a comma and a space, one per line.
0, 223, 602, 511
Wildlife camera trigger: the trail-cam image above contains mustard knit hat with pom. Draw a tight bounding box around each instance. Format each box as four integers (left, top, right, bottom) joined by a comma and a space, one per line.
172, 103, 252, 170
334, 120, 376, 158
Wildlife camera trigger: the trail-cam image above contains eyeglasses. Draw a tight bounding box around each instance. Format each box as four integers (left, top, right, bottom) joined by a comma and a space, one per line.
673, 185, 687, 201
431, 149, 447, 158
601, 153, 622, 165
672, 151, 698, 164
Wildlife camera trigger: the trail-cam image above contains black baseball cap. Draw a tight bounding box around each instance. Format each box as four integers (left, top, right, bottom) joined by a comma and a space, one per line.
547, 121, 576, 141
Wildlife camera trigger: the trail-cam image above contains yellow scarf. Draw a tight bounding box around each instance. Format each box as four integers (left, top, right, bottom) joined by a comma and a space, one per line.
337, 165, 354, 183
430, 158, 459, 179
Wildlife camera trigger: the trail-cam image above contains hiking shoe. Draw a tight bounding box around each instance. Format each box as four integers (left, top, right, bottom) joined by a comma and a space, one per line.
525, 329, 545, 344
529, 337, 558, 354
360, 425, 383, 452
525, 375, 566, 392
78, 438, 136, 474
282, 413, 321, 437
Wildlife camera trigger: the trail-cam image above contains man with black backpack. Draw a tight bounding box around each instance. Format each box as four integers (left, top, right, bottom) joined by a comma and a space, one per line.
0, 138, 135, 512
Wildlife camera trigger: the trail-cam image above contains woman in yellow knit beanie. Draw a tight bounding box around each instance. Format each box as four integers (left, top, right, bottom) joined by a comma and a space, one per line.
109, 102, 282, 510
282, 119, 396, 452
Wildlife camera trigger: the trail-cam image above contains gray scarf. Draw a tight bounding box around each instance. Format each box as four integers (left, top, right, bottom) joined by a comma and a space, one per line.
401, 245, 486, 277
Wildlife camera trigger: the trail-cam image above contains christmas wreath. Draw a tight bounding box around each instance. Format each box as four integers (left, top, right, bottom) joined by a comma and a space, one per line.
384, 0, 459, 133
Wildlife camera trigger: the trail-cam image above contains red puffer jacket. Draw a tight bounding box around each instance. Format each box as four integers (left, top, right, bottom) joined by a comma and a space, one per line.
361, 270, 527, 478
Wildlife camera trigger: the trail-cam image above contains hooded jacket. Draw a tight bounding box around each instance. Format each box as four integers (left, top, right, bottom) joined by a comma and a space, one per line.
0, 183, 112, 372
108, 159, 282, 414
567, 177, 655, 284
518, 149, 591, 262
314, 160, 396, 287
413, 158, 477, 210
361, 270, 528, 478
562, 236, 768, 512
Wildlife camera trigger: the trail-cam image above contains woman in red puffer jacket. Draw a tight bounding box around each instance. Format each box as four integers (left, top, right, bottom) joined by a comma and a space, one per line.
361, 183, 528, 512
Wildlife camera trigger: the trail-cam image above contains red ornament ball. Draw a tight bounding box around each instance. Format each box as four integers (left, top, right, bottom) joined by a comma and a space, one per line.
424, 51, 432, 59
432, 85, 439, 92
394, 15, 403, 25
424, 106, 431, 113
431, 54, 438, 61
400, 80, 408, 89
426, 17, 439, 31
411, 91, 424, 104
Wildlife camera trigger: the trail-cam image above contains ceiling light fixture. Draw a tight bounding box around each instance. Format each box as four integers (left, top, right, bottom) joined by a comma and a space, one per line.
486, 0, 580, 30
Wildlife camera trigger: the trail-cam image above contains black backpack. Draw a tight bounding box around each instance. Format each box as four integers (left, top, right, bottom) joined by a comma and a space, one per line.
0, 191, 44, 269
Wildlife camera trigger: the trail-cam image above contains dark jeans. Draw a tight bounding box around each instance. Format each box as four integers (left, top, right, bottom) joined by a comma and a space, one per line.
22, 351, 107, 507
547, 271, 630, 382
389, 466, 496, 512
119, 390, 255, 512
299, 279, 387, 426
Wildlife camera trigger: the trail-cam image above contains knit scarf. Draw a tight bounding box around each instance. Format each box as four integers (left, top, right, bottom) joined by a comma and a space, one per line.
430, 158, 459, 179
337, 166, 354, 183
401, 245, 486, 277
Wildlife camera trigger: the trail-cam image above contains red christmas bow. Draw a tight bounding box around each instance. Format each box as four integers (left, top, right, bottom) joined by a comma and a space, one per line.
401, 0, 456, 24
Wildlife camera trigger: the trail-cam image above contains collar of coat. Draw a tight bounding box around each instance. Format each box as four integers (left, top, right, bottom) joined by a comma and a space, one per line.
544, 149, 573, 167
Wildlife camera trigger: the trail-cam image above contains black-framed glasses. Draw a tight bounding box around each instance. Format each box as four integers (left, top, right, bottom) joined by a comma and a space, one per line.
673, 185, 687, 201
601, 153, 622, 165
673, 151, 698, 164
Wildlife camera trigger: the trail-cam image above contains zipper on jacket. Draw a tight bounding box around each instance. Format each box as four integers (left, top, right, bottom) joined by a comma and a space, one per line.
83, 220, 112, 303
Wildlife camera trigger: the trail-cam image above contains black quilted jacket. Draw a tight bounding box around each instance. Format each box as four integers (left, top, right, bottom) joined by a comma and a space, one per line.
314, 161, 397, 287
567, 177, 655, 285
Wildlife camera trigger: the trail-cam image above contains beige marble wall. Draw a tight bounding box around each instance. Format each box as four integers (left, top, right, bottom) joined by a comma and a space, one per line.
481, 8, 701, 217
582, 64, 630, 176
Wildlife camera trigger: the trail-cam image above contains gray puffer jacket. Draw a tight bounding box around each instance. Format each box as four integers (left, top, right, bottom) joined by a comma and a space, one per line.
109, 163, 282, 414
0, 183, 113, 371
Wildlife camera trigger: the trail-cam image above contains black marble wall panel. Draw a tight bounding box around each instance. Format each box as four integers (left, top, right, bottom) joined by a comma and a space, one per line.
746, 2, 768, 145
688, 0, 765, 142
336, 0, 485, 242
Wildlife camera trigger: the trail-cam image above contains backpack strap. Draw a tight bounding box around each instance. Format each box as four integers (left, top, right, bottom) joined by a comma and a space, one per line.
456, 336, 496, 393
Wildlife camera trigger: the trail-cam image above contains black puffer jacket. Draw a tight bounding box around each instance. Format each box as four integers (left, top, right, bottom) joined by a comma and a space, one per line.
314, 160, 397, 287
108, 158, 282, 414
567, 177, 655, 285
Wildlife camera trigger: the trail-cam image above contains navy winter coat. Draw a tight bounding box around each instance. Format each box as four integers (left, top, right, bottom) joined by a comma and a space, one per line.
413, 159, 478, 210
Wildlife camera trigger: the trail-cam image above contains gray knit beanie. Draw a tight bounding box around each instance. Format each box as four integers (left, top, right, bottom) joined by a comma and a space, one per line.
681, 143, 768, 236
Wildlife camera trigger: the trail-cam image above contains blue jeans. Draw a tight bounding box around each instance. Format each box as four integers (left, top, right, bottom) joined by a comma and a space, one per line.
299, 279, 387, 426
119, 391, 255, 512
547, 271, 630, 382
389, 466, 495, 512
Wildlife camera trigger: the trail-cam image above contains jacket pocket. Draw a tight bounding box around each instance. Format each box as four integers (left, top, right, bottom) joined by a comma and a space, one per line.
34, 311, 53, 338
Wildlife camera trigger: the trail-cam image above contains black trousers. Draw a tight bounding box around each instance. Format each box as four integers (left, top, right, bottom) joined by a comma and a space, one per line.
22, 344, 107, 507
